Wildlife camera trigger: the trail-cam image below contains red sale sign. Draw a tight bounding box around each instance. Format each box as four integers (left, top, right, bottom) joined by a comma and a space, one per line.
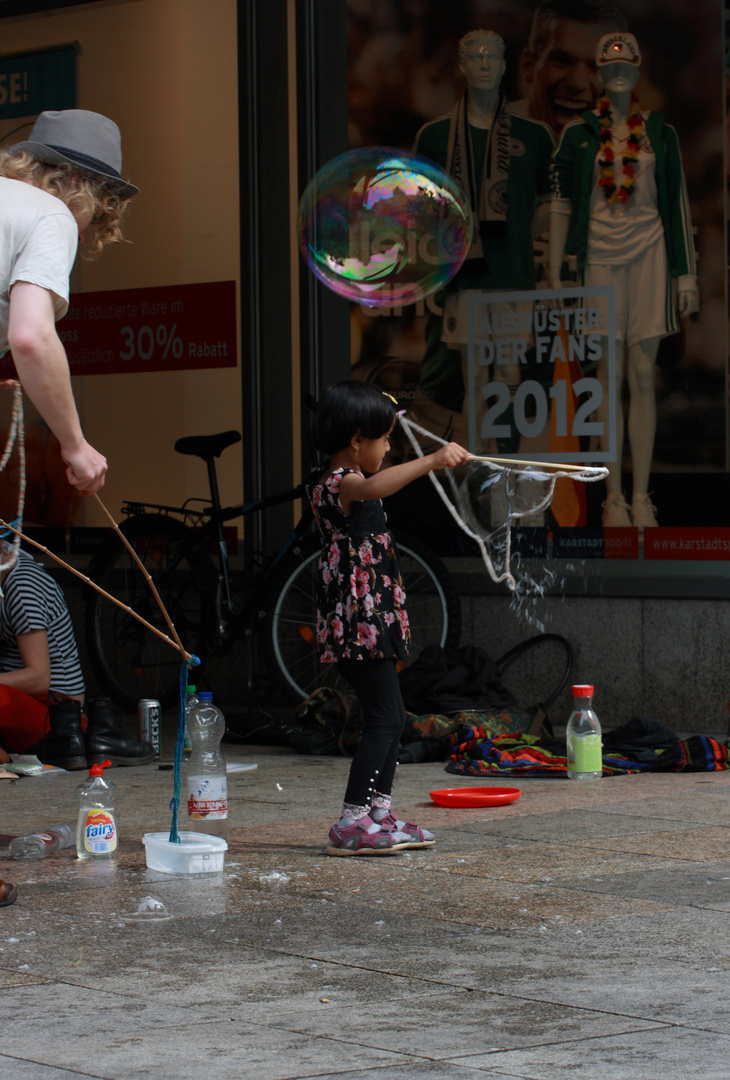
54, 280, 237, 376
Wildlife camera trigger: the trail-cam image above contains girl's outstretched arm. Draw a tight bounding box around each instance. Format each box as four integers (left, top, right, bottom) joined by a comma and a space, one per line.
340, 442, 469, 504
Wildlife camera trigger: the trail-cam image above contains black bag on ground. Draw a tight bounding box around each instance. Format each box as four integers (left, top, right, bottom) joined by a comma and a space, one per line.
398, 644, 516, 715
223, 708, 294, 746
286, 687, 362, 755
284, 635, 572, 759
397, 635, 573, 763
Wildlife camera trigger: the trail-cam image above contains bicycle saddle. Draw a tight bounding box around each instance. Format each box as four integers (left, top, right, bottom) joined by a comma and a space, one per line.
174, 431, 241, 460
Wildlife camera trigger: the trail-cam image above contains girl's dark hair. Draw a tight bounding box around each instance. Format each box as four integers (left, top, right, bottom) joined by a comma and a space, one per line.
312, 380, 396, 455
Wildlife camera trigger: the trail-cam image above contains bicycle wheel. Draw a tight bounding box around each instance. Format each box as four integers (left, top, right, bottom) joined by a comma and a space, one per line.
84, 515, 215, 711
262, 530, 461, 704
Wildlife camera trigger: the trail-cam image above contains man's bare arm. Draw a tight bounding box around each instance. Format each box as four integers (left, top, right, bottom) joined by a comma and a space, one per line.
7, 281, 107, 493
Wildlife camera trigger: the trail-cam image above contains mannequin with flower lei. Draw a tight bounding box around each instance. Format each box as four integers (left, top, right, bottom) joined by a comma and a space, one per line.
549, 32, 698, 528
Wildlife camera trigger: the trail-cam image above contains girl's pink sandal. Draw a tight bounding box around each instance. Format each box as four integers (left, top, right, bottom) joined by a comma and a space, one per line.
378, 812, 435, 848
326, 815, 410, 856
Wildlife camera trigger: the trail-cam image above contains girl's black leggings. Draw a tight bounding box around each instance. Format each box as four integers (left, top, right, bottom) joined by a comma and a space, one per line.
337, 658, 406, 808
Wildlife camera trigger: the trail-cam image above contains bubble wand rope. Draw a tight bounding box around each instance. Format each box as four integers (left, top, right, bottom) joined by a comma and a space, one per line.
90, 495, 201, 844
0, 381, 26, 578
0, 385, 196, 840
397, 413, 517, 590
168, 661, 188, 844
92, 494, 190, 660
0, 498, 199, 847
0, 515, 197, 665
397, 414, 609, 592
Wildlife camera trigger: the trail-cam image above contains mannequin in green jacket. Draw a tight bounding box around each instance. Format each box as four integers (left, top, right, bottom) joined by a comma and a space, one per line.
410, 28, 554, 451
549, 32, 697, 528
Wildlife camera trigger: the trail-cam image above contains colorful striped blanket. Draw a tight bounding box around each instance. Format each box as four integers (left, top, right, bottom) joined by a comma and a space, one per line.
446, 730, 729, 777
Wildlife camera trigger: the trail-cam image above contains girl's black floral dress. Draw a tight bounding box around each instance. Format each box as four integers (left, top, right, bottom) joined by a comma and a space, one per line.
306, 467, 410, 663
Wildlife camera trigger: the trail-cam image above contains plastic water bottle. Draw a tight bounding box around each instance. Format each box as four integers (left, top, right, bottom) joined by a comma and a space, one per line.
10, 823, 75, 860
566, 684, 603, 780
186, 690, 228, 839
183, 684, 197, 760
76, 759, 118, 859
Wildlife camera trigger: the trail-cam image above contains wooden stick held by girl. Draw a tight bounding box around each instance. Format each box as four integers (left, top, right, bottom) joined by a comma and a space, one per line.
306, 380, 469, 856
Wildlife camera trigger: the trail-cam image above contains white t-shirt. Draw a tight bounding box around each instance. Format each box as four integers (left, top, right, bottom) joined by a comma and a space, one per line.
0, 177, 78, 349
587, 129, 664, 264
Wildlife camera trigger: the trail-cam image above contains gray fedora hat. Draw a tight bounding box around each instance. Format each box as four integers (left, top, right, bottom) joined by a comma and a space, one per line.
10, 109, 138, 198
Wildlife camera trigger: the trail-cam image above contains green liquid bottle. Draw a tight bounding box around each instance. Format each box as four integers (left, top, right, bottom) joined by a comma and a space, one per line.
566, 684, 602, 780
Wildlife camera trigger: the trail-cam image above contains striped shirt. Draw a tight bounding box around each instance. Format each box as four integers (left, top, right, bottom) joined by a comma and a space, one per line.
0, 549, 85, 695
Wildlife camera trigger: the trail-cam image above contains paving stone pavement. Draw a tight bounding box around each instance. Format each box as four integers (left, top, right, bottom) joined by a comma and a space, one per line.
2, 718, 730, 1080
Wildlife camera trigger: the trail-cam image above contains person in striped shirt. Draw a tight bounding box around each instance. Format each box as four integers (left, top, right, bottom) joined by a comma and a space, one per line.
0, 545, 153, 768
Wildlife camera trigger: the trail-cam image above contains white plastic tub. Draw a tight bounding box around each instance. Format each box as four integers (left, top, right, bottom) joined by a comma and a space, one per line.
142, 831, 228, 874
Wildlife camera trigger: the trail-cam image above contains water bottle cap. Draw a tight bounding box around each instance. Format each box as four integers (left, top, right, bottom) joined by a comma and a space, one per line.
88, 759, 112, 777
198, 691, 213, 702
572, 684, 594, 696
186, 684, 196, 693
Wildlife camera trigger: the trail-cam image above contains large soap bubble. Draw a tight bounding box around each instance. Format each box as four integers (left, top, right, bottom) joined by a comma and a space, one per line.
297, 147, 473, 307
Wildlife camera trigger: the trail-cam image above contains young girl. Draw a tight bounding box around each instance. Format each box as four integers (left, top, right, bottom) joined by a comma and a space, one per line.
307, 380, 469, 856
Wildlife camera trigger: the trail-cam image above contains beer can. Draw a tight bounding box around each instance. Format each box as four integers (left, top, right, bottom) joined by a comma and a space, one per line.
138, 699, 161, 757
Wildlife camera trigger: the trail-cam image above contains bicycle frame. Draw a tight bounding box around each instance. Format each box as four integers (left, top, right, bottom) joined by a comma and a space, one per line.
119, 483, 313, 640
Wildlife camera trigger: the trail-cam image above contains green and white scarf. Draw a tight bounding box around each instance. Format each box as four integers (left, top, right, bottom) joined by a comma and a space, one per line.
446, 90, 510, 236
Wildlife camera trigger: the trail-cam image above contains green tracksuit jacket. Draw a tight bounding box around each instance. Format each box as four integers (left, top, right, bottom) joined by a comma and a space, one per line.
551, 109, 696, 279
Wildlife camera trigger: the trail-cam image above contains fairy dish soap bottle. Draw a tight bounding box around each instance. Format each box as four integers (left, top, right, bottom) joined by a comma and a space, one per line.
566, 685, 603, 780
76, 759, 118, 859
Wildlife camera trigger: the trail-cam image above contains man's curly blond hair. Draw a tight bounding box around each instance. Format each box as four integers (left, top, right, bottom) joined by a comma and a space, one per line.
0, 149, 132, 258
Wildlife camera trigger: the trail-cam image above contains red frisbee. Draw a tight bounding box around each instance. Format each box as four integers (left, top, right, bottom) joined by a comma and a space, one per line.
429, 786, 521, 808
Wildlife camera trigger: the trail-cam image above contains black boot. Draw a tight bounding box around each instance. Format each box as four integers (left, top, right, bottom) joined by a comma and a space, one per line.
29, 699, 87, 770
86, 697, 156, 767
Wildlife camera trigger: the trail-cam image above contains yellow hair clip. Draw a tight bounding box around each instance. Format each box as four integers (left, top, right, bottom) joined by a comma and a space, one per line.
382, 392, 398, 406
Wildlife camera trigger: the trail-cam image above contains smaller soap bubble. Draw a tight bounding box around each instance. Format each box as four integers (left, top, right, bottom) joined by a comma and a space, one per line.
259, 871, 291, 888
297, 147, 473, 307
132, 896, 171, 920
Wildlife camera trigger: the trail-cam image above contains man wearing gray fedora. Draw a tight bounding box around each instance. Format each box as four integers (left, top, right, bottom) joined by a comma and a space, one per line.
0, 109, 137, 494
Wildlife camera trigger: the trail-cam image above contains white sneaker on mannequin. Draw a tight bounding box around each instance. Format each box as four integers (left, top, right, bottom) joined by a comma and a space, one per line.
601, 493, 632, 527
631, 494, 658, 529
